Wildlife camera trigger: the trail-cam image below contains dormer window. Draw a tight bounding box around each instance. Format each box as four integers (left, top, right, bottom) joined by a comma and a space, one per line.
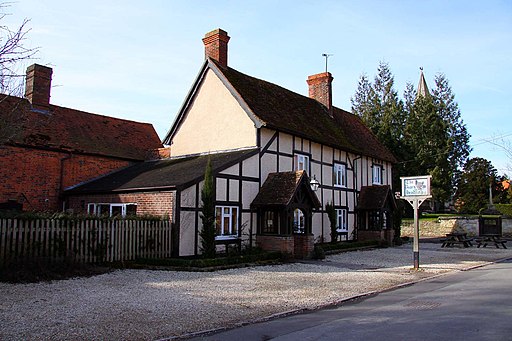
372, 164, 383, 184
294, 153, 310, 175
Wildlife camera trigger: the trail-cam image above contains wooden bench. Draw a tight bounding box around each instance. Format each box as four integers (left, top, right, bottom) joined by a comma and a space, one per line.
475, 237, 507, 249
441, 237, 473, 248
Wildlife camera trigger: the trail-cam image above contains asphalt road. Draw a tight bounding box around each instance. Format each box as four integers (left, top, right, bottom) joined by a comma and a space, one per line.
189, 259, 512, 341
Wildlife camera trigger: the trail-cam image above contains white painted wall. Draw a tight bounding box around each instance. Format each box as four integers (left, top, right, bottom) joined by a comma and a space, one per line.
170, 69, 257, 156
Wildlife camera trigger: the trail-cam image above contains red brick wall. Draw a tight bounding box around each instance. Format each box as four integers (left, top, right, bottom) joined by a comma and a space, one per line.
0, 145, 132, 212
293, 234, 315, 259
256, 234, 314, 259
66, 191, 174, 218
256, 235, 294, 254
358, 229, 395, 245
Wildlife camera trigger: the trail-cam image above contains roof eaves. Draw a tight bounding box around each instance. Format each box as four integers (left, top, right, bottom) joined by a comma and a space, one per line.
64, 164, 135, 192
177, 148, 260, 190
163, 60, 210, 144
208, 59, 265, 129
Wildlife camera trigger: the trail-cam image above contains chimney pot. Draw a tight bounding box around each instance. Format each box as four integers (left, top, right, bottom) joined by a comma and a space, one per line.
202, 28, 230, 68
307, 72, 333, 115
25, 64, 53, 112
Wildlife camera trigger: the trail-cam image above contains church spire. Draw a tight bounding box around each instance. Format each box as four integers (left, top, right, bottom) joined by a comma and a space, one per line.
416, 67, 431, 99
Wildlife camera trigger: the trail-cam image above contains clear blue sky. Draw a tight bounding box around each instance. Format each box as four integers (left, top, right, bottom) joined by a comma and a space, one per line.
6, 0, 512, 174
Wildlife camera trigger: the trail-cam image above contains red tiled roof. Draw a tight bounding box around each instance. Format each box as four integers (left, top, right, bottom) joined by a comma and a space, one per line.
0, 95, 162, 160
214, 61, 397, 163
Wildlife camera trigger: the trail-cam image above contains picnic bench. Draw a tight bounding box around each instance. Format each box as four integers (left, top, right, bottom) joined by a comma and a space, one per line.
475, 234, 507, 249
441, 233, 473, 248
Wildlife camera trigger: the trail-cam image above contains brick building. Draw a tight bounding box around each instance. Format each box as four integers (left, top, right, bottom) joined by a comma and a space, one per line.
0, 64, 162, 212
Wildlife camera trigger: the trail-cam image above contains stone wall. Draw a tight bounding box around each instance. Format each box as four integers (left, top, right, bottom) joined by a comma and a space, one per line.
401, 217, 512, 237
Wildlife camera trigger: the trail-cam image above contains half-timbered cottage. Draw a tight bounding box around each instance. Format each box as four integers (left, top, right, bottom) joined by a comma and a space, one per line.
66, 29, 397, 257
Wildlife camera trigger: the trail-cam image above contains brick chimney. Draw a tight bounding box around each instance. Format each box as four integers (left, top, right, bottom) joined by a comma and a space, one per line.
202, 29, 230, 68
307, 72, 333, 115
25, 64, 53, 112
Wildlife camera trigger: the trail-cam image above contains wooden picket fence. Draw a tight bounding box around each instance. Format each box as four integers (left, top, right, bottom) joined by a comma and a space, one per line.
0, 218, 173, 267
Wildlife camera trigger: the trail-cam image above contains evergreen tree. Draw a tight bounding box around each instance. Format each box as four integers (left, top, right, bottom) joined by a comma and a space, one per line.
199, 158, 216, 258
325, 202, 337, 243
352, 62, 406, 191
352, 64, 471, 210
455, 157, 497, 213
432, 73, 471, 189
351, 73, 377, 131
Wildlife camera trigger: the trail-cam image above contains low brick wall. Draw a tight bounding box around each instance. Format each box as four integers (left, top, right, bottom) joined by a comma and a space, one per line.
401, 217, 512, 237
256, 234, 314, 259
256, 235, 294, 254
293, 234, 315, 259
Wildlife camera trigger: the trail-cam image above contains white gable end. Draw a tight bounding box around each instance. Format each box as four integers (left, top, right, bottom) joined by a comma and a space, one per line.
170, 68, 257, 157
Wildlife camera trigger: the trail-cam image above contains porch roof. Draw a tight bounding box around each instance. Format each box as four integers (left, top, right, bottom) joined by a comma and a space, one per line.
357, 185, 397, 211
251, 171, 321, 208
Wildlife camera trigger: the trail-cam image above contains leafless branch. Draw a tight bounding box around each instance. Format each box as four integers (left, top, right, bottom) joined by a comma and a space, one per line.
0, 2, 39, 144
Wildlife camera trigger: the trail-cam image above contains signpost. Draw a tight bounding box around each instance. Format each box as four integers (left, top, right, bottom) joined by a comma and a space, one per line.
399, 175, 432, 270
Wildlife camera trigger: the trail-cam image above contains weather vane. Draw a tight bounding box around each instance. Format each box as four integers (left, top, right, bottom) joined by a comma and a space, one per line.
322, 53, 333, 73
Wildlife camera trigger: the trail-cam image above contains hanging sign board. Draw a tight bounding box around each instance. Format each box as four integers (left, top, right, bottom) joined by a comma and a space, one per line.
401, 175, 432, 197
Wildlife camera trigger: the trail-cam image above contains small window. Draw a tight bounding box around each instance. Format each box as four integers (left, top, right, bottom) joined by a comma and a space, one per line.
294, 153, 310, 175
336, 208, 348, 232
334, 163, 347, 187
215, 206, 238, 238
110, 204, 124, 217
87, 203, 137, 218
368, 211, 381, 230
372, 164, 383, 184
97, 204, 110, 216
262, 211, 278, 234
87, 203, 96, 215
126, 204, 137, 216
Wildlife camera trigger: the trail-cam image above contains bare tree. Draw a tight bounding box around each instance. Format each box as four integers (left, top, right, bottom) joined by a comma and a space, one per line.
0, 2, 39, 144
483, 132, 512, 173
0, 2, 38, 94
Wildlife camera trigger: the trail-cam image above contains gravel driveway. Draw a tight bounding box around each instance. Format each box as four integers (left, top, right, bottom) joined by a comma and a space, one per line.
1, 242, 511, 341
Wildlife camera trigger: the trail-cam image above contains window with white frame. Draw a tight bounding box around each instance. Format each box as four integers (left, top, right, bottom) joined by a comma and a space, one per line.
293, 208, 305, 234
372, 164, 383, 184
333, 163, 347, 187
215, 206, 238, 238
294, 153, 310, 175
336, 208, 348, 232
87, 203, 137, 217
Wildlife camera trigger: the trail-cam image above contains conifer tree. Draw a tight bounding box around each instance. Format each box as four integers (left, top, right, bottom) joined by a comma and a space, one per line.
199, 158, 216, 258
325, 202, 337, 243
352, 64, 471, 209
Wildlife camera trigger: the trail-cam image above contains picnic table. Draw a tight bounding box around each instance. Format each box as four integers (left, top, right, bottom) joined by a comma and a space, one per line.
475, 234, 508, 249
441, 232, 473, 248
